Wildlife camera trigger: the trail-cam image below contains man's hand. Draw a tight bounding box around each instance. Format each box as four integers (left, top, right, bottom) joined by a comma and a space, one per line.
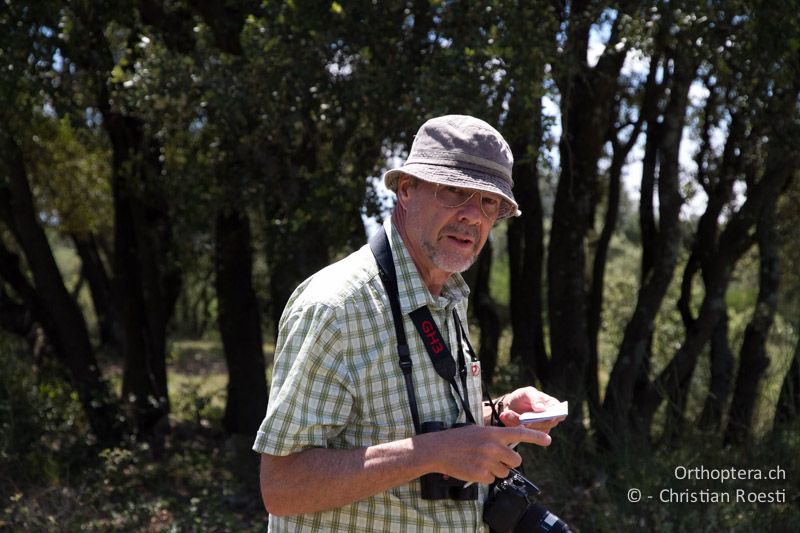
420, 424, 551, 485
498, 386, 565, 433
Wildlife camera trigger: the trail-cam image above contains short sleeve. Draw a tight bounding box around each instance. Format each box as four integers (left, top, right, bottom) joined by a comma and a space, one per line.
253, 303, 352, 456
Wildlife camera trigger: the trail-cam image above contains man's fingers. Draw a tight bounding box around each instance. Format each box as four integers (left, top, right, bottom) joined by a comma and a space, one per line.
499, 410, 520, 426
491, 465, 511, 480
501, 426, 552, 447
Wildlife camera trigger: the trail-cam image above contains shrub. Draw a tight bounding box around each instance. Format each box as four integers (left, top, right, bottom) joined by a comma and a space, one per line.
0, 336, 87, 489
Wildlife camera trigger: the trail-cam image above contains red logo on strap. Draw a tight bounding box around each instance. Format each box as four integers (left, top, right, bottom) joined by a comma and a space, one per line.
421, 320, 444, 354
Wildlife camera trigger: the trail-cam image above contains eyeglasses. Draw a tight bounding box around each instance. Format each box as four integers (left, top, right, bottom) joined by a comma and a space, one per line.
434, 184, 503, 219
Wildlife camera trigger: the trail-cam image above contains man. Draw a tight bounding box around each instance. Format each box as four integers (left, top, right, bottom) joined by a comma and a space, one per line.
254, 115, 563, 531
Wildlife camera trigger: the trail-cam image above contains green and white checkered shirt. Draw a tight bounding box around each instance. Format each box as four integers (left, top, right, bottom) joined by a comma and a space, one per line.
254, 219, 488, 532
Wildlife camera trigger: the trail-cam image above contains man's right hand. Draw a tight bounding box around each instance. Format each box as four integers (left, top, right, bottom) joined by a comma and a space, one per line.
417, 424, 551, 485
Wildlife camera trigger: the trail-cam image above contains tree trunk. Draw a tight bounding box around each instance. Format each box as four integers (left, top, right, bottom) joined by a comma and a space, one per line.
645, 53, 699, 435
587, 106, 644, 425
548, 7, 626, 437
103, 110, 181, 438
0, 285, 30, 338
215, 206, 269, 436
684, 110, 744, 433
774, 334, 800, 427
0, 261, 58, 363
601, 53, 689, 445
466, 240, 501, 385
72, 232, 122, 349
698, 311, 735, 431
505, 80, 548, 386
724, 205, 780, 444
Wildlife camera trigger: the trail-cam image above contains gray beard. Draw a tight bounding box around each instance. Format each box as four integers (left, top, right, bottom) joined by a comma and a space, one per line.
421, 239, 478, 274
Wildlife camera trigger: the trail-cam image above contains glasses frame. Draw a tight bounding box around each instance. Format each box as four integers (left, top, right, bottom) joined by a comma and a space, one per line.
433, 183, 503, 220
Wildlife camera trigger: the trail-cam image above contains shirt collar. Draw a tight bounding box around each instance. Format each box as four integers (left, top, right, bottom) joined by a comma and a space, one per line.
384, 218, 471, 314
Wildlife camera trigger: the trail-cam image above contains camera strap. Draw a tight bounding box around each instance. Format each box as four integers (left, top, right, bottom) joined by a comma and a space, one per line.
369, 226, 476, 434
409, 306, 475, 425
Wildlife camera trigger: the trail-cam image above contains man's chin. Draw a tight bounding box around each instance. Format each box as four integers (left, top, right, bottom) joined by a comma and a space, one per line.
433, 253, 478, 274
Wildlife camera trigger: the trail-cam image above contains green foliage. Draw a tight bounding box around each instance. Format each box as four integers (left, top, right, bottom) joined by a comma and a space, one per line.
596, 236, 643, 386
2, 431, 265, 532
1, 338, 263, 531
777, 178, 800, 325
489, 224, 511, 307
0, 335, 88, 489
171, 250, 218, 339
24, 115, 113, 235
168, 340, 229, 425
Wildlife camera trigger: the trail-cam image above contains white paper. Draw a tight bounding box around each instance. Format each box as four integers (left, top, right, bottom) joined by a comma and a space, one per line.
519, 401, 568, 424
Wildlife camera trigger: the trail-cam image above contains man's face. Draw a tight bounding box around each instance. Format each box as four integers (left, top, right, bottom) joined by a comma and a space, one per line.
398, 177, 498, 276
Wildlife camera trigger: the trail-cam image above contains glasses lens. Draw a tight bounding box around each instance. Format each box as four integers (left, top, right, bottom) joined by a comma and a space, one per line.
436, 185, 472, 208
435, 185, 502, 219
480, 195, 501, 218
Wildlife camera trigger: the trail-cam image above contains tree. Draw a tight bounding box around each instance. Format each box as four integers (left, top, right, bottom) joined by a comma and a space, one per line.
495, 0, 559, 388
55, 2, 183, 438
548, 2, 629, 438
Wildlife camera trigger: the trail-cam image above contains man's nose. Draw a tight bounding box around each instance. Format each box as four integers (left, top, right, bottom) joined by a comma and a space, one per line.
456, 193, 483, 222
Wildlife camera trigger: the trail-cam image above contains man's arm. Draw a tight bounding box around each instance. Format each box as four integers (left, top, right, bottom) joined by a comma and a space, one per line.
260, 424, 551, 516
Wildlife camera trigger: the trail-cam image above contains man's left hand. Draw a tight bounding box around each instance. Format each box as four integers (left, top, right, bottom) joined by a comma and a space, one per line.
498, 386, 565, 433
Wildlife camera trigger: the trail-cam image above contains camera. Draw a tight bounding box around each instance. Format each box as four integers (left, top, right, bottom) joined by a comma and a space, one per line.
419, 421, 478, 501
483, 470, 570, 533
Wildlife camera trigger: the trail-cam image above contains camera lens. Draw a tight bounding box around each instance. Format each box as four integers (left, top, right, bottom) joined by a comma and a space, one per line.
516, 501, 571, 533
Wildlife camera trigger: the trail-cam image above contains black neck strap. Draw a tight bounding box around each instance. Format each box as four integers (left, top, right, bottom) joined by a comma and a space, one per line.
369, 226, 475, 434
408, 306, 473, 421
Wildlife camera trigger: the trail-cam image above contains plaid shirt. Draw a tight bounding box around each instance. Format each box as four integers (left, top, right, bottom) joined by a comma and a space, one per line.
254, 219, 488, 532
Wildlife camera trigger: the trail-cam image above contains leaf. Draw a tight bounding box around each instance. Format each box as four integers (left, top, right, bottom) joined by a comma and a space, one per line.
110, 64, 125, 83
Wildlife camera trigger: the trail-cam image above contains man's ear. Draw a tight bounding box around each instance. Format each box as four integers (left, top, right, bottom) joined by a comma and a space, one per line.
395, 174, 414, 205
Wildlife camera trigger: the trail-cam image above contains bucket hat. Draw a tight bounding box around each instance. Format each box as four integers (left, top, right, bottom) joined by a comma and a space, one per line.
383, 115, 520, 218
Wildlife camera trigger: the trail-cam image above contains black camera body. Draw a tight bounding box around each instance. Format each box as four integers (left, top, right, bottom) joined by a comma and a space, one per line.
419, 421, 478, 501
483, 471, 570, 533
